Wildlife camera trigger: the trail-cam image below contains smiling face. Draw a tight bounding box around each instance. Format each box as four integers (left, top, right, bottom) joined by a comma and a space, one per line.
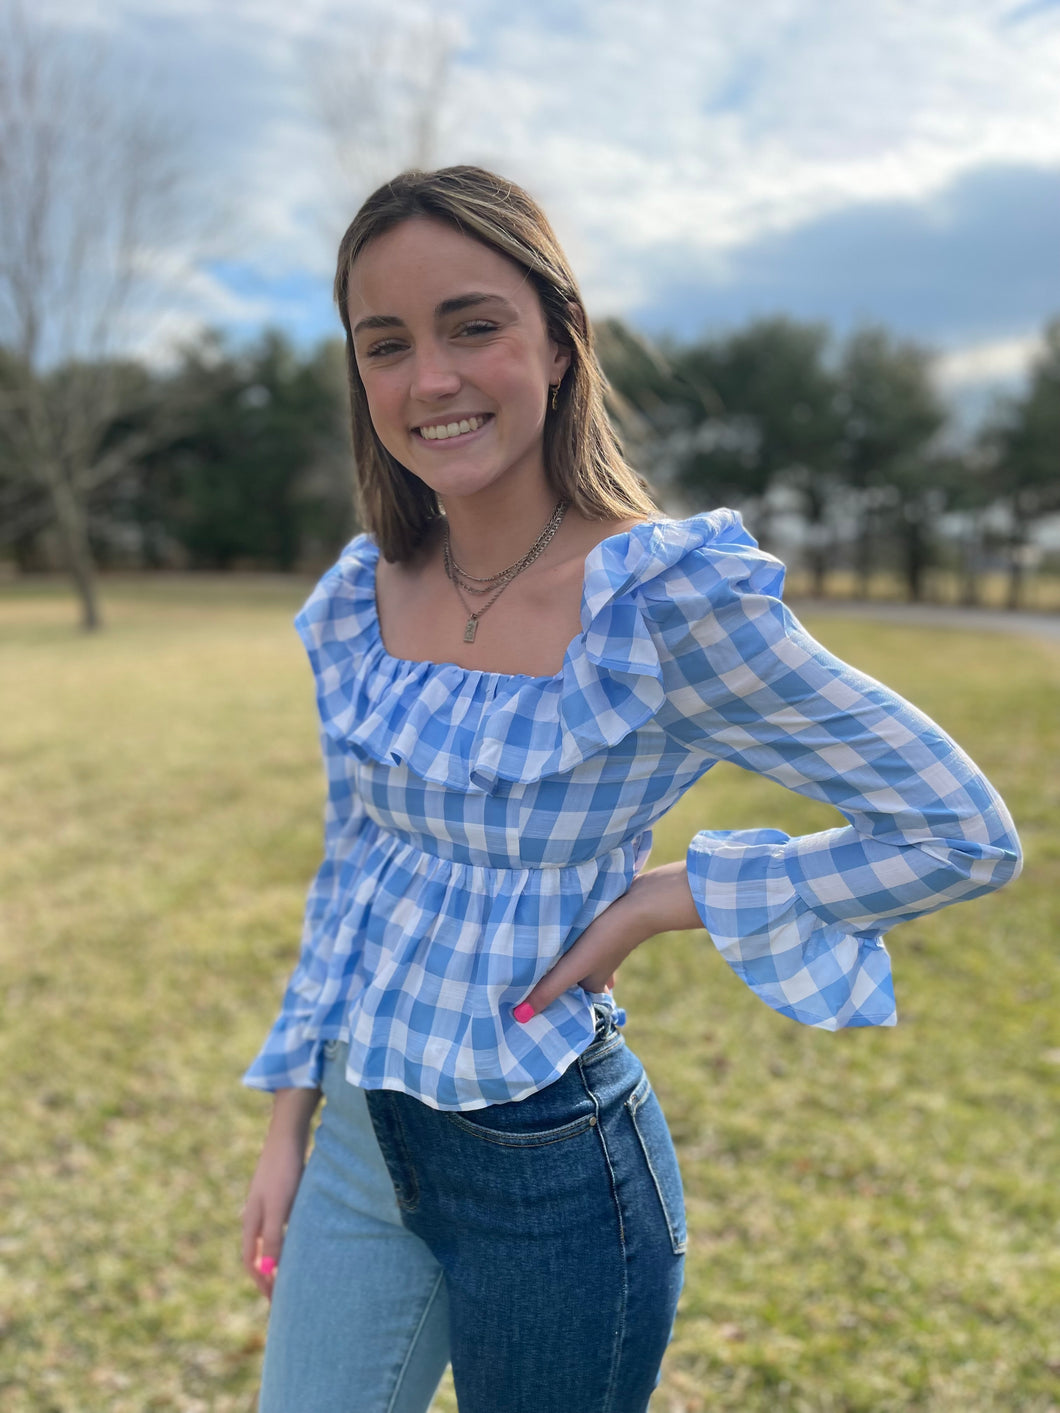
347, 217, 570, 503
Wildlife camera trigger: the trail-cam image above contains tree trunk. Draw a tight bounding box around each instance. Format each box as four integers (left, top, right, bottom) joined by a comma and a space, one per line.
803, 489, 829, 598
855, 510, 873, 599
812, 552, 826, 597
959, 519, 981, 607
1006, 507, 1026, 611
43, 464, 102, 630
903, 517, 927, 603
1006, 555, 1023, 611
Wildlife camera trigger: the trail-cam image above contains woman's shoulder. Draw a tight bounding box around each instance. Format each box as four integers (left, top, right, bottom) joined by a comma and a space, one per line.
583, 508, 786, 620
293, 531, 380, 653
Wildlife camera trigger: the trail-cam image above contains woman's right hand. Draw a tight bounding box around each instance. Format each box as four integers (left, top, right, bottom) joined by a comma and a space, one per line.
241, 1087, 322, 1300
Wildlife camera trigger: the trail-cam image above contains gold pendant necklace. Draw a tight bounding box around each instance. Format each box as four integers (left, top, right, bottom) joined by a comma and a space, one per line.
443, 500, 568, 643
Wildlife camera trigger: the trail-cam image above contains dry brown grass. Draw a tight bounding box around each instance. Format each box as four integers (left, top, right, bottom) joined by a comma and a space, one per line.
1, 578, 1057, 1412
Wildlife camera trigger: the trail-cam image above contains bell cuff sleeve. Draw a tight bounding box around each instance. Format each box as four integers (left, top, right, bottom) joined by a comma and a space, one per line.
642, 528, 1023, 1030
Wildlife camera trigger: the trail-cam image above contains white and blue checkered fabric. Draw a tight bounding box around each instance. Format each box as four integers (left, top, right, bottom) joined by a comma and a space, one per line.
244, 510, 1021, 1110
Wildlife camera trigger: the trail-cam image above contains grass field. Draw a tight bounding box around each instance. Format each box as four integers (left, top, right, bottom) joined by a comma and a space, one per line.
1, 577, 1057, 1413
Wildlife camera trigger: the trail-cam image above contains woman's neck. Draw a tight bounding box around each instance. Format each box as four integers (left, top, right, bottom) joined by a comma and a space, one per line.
439, 476, 564, 578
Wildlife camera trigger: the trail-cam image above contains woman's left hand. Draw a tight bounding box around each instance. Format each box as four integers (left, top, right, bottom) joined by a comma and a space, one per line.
514, 862, 701, 1020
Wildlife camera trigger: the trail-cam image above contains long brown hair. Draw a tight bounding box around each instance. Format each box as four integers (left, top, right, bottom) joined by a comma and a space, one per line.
334, 165, 657, 561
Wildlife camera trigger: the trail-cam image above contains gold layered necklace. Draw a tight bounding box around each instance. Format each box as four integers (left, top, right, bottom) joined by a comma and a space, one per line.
443, 500, 569, 643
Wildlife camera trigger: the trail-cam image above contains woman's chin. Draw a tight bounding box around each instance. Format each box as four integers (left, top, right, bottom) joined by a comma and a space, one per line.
407, 458, 544, 505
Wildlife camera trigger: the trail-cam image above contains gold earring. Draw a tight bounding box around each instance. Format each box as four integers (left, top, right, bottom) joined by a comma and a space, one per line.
550, 383, 560, 412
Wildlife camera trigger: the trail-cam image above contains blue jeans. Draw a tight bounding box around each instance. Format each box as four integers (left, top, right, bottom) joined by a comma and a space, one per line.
366, 1007, 685, 1413
258, 1041, 451, 1413
259, 1011, 685, 1412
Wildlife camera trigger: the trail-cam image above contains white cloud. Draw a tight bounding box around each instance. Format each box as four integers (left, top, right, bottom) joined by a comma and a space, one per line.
440, 0, 1060, 285
936, 330, 1045, 387
24, 0, 1060, 378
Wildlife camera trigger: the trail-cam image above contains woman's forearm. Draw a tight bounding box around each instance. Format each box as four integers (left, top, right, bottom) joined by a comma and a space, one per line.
267, 1086, 323, 1151
515, 861, 702, 1016
624, 861, 702, 938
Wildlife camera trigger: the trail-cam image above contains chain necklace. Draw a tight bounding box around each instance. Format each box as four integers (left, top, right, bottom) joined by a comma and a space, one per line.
443, 500, 568, 643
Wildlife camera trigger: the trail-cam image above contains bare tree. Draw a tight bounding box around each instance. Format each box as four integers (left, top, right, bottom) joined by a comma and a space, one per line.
310, 9, 455, 222
0, 1, 190, 628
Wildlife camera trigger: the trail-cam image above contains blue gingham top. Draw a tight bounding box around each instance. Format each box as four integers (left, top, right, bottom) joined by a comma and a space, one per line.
244, 510, 1021, 1110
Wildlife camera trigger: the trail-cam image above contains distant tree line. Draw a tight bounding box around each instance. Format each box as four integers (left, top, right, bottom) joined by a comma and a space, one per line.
1, 315, 1058, 621
599, 314, 1060, 609
1, 332, 355, 578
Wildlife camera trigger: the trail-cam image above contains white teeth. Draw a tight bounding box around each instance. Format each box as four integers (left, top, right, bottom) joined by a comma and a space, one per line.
419, 415, 486, 440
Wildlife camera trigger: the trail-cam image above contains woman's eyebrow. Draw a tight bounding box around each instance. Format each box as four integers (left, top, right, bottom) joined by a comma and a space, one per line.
435, 292, 516, 319
352, 292, 515, 338
352, 313, 403, 337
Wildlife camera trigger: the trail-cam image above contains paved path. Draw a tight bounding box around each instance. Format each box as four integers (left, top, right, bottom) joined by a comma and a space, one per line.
790, 598, 1060, 645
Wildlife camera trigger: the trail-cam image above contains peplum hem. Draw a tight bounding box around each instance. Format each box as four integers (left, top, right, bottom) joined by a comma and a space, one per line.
244, 824, 644, 1110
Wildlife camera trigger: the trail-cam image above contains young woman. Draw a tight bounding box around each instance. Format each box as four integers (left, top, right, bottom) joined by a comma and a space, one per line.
241, 166, 1021, 1413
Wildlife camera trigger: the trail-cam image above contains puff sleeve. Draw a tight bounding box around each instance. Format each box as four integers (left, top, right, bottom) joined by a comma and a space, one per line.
642, 521, 1023, 1030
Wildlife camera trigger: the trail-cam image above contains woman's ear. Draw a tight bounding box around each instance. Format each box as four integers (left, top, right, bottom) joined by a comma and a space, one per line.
550, 339, 573, 385
549, 301, 584, 383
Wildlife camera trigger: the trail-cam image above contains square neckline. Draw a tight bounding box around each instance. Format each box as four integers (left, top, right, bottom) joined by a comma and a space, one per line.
366, 520, 654, 684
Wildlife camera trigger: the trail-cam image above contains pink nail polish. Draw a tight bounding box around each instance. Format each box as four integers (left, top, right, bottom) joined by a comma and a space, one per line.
513, 1002, 535, 1023
260, 1256, 277, 1276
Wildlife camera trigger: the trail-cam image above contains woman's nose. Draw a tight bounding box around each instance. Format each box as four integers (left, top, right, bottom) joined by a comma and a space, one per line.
410, 345, 461, 402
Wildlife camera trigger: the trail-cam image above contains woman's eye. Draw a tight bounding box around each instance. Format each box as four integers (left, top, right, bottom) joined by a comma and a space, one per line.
364, 339, 406, 359
456, 320, 497, 337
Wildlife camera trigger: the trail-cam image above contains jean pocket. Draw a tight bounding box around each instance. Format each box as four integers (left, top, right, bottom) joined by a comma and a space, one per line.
626, 1073, 687, 1255
446, 1108, 598, 1148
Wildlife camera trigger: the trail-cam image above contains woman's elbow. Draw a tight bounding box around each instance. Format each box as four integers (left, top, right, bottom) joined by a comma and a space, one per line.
990, 822, 1023, 887
961, 807, 1023, 893
984, 789, 1023, 883
920, 803, 1022, 898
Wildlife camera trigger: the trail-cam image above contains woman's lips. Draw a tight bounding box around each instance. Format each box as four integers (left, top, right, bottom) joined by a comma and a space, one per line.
414, 413, 493, 442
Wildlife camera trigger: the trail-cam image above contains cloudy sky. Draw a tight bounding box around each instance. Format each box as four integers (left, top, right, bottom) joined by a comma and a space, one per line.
33, 0, 1060, 414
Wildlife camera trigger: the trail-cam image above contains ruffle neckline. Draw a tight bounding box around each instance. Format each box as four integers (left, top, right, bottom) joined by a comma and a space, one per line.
295, 509, 758, 794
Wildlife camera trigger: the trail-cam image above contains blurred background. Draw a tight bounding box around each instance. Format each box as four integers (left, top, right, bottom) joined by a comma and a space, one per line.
2, 4, 1059, 1412
2, 0, 1058, 623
